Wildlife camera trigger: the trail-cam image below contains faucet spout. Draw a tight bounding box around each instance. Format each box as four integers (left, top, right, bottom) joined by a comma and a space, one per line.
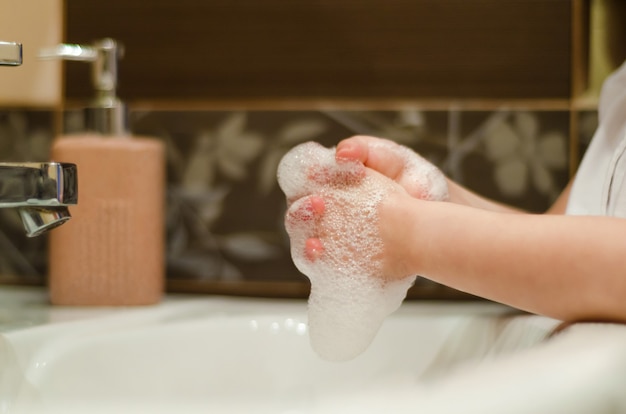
0, 42, 76, 237
0, 162, 78, 237
19, 206, 72, 237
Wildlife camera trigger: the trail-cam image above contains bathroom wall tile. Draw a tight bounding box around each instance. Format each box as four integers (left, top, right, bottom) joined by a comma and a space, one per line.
450, 110, 570, 212
0, 110, 54, 283
130, 110, 347, 284
0, 108, 572, 298
129, 108, 570, 291
576, 110, 599, 162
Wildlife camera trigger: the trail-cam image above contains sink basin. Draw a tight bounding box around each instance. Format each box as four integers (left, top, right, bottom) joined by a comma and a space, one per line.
1, 287, 626, 413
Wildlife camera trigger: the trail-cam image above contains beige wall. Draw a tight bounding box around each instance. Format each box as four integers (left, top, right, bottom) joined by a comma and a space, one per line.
0, 0, 63, 107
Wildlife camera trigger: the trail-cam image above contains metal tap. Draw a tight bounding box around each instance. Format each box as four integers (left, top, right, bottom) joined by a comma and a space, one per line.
0, 163, 77, 237
1, 41, 78, 237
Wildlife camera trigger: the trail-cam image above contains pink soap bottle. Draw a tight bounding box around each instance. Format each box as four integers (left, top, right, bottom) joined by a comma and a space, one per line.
43, 39, 165, 306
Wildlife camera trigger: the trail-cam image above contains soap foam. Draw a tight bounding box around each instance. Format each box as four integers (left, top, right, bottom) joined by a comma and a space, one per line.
277, 141, 447, 361
368, 140, 449, 202
277, 142, 413, 361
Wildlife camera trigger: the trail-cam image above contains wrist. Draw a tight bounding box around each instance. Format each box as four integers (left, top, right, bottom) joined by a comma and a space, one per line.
379, 192, 432, 279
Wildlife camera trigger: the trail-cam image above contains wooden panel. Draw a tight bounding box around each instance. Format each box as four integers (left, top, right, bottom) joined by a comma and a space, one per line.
66, 0, 572, 102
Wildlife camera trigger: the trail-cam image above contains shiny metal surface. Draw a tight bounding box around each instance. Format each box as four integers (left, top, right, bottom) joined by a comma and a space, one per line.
0, 163, 78, 237
39, 38, 127, 135
1, 40, 78, 237
0, 41, 22, 66
19, 207, 72, 238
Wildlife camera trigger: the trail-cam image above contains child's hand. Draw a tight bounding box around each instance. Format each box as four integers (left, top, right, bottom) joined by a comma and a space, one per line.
278, 139, 447, 281
278, 141, 412, 281
277, 141, 419, 361
335, 135, 449, 201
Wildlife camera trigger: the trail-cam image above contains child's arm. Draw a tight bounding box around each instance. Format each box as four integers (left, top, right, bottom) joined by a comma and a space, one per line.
336, 135, 573, 215
445, 180, 525, 214
384, 193, 626, 322
447, 178, 574, 214
331, 135, 618, 321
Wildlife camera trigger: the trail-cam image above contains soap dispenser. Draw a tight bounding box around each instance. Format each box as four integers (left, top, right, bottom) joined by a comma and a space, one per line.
42, 39, 165, 306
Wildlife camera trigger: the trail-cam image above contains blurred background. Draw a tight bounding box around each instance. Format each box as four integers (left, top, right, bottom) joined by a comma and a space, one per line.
0, 0, 624, 298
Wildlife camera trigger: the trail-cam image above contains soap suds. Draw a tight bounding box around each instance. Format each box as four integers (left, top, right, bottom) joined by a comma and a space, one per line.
368, 140, 449, 202
277, 141, 447, 361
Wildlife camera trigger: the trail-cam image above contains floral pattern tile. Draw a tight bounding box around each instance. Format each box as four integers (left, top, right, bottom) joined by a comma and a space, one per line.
0, 108, 572, 294
577, 110, 599, 162
454, 110, 570, 212
131, 109, 571, 285
0, 110, 54, 281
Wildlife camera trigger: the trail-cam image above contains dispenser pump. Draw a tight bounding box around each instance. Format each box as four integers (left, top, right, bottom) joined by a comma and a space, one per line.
40, 38, 127, 136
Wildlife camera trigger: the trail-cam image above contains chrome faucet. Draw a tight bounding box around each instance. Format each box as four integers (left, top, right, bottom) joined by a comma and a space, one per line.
0, 163, 77, 237
1, 41, 78, 237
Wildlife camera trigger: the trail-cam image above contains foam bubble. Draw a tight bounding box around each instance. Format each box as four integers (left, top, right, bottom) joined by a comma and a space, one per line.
277, 142, 330, 201
278, 141, 424, 361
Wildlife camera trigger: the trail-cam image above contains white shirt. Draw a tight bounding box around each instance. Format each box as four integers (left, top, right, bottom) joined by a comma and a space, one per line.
567, 61, 626, 218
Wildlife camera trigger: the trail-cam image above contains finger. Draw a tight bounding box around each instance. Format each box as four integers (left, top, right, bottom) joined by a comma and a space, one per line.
286, 195, 326, 228
305, 238, 324, 261
336, 136, 405, 181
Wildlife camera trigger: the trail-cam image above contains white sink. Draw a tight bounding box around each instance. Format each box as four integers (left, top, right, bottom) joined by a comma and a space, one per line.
1, 287, 626, 413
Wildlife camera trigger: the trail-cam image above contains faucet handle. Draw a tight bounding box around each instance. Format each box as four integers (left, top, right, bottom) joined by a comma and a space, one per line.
0, 41, 22, 66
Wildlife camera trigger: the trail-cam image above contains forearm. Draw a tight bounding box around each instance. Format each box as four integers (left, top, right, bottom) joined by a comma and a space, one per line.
446, 179, 524, 214
446, 178, 573, 215
391, 197, 626, 322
